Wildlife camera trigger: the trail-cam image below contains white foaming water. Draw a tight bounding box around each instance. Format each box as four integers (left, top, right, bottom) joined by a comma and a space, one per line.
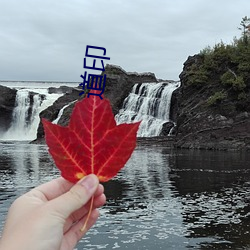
115, 81, 180, 137
1, 88, 63, 141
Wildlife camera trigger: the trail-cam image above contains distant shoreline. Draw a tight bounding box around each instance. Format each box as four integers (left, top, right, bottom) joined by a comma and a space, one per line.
0, 80, 79, 83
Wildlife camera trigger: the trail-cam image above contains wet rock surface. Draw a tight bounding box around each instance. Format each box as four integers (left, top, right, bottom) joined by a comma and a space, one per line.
0, 85, 17, 132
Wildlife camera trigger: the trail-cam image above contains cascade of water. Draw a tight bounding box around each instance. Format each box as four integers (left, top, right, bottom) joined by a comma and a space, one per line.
53, 100, 78, 124
27, 94, 42, 131
10, 90, 31, 134
1, 89, 63, 141
115, 81, 180, 137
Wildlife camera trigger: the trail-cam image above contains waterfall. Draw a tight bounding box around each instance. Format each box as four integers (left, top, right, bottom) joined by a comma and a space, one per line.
1, 89, 62, 141
115, 81, 180, 137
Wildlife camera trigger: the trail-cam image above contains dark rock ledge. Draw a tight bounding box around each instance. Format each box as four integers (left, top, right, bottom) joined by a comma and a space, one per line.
0, 85, 17, 133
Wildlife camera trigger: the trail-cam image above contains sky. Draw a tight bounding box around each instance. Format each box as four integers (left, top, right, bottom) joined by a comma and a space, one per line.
0, 0, 249, 82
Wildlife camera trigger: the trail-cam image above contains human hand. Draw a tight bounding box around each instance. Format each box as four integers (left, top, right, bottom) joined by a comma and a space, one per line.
0, 174, 106, 250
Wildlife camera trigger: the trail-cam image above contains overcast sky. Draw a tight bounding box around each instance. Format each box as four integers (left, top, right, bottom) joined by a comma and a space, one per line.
0, 0, 249, 82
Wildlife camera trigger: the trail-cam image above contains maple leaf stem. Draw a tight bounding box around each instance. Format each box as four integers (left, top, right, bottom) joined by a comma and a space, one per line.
80, 196, 94, 232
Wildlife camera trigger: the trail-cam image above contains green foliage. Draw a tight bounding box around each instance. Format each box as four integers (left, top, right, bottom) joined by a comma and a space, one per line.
221, 71, 246, 91
207, 91, 228, 106
200, 46, 213, 55
213, 42, 233, 64
238, 91, 247, 100
184, 16, 250, 112
220, 71, 235, 86
186, 64, 209, 86
203, 53, 218, 71
238, 61, 250, 72
233, 76, 246, 91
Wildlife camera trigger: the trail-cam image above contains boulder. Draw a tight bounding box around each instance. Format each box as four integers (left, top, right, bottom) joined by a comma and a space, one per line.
0, 85, 17, 133
160, 122, 175, 136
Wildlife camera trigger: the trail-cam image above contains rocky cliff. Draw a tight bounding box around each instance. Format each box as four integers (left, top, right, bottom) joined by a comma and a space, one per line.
174, 54, 250, 151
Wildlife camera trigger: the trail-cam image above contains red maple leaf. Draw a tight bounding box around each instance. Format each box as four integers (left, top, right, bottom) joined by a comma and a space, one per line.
42, 93, 140, 183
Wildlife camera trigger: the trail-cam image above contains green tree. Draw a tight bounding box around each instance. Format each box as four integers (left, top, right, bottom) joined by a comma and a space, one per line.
238, 16, 250, 44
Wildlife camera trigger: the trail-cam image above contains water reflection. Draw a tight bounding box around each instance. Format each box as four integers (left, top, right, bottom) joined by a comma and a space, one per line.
170, 150, 250, 249
84, 146, 188, 249
1, 143, 250, 249
0, 143, 57, 190
0, 142, 58, 231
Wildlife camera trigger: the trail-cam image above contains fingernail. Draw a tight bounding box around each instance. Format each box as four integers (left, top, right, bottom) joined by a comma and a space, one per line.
79, 174, 98, 191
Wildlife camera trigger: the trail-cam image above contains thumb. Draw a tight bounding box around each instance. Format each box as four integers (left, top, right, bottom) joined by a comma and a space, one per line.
47, 174, 99, 219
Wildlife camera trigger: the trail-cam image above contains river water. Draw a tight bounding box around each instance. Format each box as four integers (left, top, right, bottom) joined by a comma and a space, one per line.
0, 142, 250, 249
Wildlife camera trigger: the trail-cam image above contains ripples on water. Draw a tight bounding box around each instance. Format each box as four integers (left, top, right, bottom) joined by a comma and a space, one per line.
0, 142, 250, 249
